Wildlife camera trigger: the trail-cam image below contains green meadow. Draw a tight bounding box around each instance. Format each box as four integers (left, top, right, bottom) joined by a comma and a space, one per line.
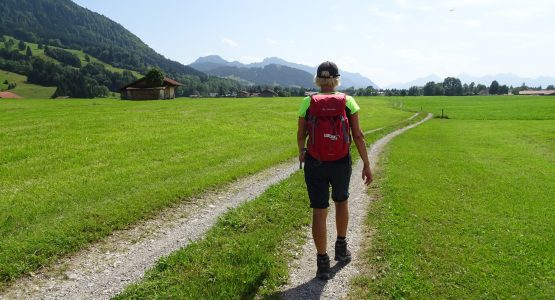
0, 70, 56, 99
352, 96, 555, 299
0, 96, 411, 287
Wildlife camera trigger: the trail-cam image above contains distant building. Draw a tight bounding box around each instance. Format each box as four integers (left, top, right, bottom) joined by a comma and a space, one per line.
260, 89, 277, 97
237, 91, 250, 98
517, 90, 555, 96
119, 77, 183, 100
0, 91, 23, 99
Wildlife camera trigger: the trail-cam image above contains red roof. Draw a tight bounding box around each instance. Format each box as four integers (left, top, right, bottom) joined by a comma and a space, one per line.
0, 91, 23, 99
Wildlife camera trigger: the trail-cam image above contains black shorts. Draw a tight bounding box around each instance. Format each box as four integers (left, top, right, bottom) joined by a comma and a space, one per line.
303, 154, 352, 209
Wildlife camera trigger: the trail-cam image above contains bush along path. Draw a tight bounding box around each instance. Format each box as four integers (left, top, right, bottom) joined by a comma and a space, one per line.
280, 113, 432, 300
0, 160, 299, 300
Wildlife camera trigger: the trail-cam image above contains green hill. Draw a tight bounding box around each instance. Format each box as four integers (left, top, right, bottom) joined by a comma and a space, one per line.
0, 69, 55, 99
0, 0, 203, 78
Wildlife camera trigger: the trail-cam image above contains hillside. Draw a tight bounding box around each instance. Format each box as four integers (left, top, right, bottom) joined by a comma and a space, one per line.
0, 0, 204, 79
0, 69, 56, 98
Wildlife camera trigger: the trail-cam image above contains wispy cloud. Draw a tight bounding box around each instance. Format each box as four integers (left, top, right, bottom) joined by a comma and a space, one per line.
266, 38, 279, 45
221, 37, 238, 47
367, 6, 404, 22
331, 25, 349, 32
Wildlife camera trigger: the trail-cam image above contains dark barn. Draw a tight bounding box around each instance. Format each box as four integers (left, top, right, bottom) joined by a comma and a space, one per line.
120, 77, 183, 100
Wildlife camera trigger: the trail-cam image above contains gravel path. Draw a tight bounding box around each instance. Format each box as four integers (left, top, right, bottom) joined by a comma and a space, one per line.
0, 159, 299, 300
280, 113, 432, 300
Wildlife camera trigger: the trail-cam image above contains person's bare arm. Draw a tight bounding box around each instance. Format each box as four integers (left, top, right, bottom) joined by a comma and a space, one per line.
349, 113, 373, 185
297, 117, 308, 163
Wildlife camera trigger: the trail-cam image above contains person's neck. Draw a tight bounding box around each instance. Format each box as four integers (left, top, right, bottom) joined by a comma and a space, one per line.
320, 87, 335, 93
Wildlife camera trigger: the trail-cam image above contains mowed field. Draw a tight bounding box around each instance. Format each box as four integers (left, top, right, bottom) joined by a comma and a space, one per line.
0, 96, 412, 287
352, 96, 555, 299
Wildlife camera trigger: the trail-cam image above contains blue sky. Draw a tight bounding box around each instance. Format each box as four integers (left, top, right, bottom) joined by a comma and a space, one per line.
73, 0, 555, 86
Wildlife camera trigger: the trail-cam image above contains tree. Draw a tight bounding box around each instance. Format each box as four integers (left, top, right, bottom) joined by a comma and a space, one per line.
25, 46, 32, 57
423, 81, 435, 96
469, 82, 476, 95
476, 84, 487, 94
18, 40, 26, 51
408, 86, 420, 96
433, 83, 444, 96
489, 80, 499, 95
546, 84, 554, 90
498, 85, 509, 95
443, 77, 463, 96
85, 54, 91, 62
145, 68, 164, 87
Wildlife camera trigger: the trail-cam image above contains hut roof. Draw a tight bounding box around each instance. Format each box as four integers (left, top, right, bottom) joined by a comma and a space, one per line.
0, 91, 23, 99
119, 77, 183, 91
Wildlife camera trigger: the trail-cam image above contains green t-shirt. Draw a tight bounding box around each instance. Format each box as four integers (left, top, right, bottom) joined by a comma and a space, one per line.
298, 92, 360, 118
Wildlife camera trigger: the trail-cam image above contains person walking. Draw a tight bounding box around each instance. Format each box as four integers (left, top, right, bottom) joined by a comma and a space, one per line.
297, 61, 373, 280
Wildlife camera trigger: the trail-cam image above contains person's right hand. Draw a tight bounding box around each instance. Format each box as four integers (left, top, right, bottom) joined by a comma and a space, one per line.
299, 150, 306, 163
362, 164, 373, 185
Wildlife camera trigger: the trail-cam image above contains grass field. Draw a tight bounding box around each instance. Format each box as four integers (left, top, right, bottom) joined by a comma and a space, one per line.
0, 96, 411, 287
352, 96, 555, 299
114, 110, 427, 299
0, 70, 56, 99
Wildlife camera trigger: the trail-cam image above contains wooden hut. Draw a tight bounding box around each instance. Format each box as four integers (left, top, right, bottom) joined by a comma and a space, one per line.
260, 89, 277, 97
119, 77, 183, 100
237, 91, 250, 98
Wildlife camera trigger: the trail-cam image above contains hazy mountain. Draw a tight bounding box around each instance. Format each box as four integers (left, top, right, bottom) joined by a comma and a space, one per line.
189, 55, 244, 72
386, 74, 443, 89
388, 73, 555, 89
190, 56, 380, 89
208, 64, 315, 88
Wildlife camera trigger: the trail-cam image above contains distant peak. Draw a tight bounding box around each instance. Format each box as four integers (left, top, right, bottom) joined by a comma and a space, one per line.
193, 55, 229, 64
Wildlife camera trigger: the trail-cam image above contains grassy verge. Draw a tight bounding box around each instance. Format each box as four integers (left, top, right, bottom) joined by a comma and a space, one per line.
114, 103, 418, 299
351, 97, 555, 299
0, 97, 408, 287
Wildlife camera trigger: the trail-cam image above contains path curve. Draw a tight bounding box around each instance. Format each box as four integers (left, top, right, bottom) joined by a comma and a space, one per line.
1, 160, 299, 300
280, 113, 432, 300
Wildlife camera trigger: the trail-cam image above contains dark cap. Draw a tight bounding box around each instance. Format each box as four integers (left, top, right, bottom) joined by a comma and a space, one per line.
316, 61, 340, 78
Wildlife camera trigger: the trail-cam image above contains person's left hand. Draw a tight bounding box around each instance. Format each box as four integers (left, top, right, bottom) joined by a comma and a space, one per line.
362, 165, 373, 185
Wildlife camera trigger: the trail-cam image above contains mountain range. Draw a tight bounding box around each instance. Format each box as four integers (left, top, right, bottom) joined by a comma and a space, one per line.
190, 55, 380, 89
387, 73, 555, 89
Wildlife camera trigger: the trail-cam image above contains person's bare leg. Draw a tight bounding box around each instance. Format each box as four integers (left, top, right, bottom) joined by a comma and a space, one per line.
312, 208, 328, 254
335, 200, 349, 238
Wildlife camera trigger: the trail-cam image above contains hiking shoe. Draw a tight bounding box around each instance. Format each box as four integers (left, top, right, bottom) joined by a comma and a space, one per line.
316, 254, 330, 280
334, 240, 352, 262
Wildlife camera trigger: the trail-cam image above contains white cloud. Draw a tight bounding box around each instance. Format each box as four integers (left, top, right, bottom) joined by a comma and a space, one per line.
221, 37, 238, 47
266, 38, 279, 45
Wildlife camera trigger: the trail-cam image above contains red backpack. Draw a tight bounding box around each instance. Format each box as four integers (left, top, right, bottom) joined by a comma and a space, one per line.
307, 93, 351, 161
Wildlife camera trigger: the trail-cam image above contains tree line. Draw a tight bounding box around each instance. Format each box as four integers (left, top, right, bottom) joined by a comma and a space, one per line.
340, 77, 551, 97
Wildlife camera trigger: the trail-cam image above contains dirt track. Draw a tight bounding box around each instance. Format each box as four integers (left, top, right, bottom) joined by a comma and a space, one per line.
280, 113, 432, 300
0, 113, 432, 300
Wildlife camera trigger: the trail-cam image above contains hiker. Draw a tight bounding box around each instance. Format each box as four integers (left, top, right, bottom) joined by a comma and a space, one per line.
297, 61, 373, 280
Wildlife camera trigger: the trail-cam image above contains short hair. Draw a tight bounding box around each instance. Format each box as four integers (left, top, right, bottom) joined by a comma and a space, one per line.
314, 76, 341, 89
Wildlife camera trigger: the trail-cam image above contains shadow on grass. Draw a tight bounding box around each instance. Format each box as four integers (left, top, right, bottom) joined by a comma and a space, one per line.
268, 260, 350, 300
